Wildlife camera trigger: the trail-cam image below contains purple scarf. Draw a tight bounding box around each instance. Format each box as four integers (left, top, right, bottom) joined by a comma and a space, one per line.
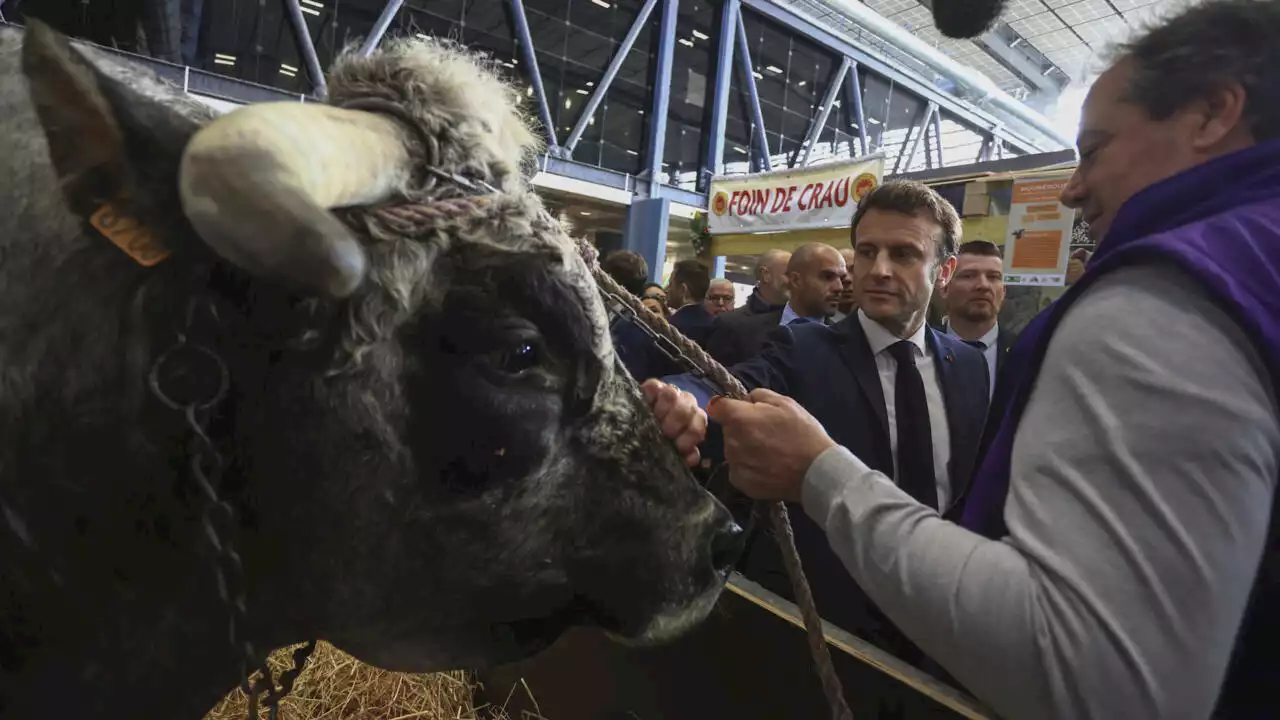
960, 139, 1280, 539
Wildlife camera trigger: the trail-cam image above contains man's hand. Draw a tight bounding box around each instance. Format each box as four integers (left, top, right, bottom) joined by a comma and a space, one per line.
707, 389, 837, 504
641, 379, 707, 467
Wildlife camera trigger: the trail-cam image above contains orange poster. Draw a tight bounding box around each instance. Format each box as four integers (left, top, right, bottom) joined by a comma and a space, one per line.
1003, 177, 1076, 286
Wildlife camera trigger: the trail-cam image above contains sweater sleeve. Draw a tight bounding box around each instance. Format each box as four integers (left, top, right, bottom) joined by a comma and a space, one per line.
801, 264, 1280, 720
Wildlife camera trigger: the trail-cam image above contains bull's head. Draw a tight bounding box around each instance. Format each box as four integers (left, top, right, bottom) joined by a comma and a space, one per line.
20, 21, 741, 672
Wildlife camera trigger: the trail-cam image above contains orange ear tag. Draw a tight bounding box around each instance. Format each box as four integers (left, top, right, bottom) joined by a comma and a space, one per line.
89, 202, 171, 267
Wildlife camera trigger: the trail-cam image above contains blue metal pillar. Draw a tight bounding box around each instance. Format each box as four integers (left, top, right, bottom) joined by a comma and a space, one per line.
645, 0, 680, 184
712, 255, 727, 278
735, 14, 771, 172
510, 0, 560, 152
359, 0, 404, 56
624, 199, 671, 285
565, 0, 660, 154
702, 0, 739, 187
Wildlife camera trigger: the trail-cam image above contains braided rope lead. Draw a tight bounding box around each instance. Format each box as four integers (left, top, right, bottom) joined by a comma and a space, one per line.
582, 246, 854, 720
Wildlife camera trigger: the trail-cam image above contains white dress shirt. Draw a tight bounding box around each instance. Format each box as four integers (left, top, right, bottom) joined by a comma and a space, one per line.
857, 310, 953, 510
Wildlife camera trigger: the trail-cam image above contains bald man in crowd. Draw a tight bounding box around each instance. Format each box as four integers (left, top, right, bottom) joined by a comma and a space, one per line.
832, 247, 859, 323
704, 248, 791, 366
780, 242, 847, 325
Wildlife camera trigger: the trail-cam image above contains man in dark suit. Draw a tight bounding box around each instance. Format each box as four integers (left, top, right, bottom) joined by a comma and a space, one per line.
937, 240, 1017, 396
668, 181, 990, 672
666, 259, 716, 349
703, 249, 790, 365
601, 250, 667, 382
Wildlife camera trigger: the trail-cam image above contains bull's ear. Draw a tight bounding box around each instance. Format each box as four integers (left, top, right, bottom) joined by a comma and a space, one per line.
21, 20, 200, 226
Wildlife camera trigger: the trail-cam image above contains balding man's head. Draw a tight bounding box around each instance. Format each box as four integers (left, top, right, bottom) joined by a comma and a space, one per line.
837, 248, 858, 314
786, 243, 847, 319
704, 278, 736, 316
754, 248, 791, 306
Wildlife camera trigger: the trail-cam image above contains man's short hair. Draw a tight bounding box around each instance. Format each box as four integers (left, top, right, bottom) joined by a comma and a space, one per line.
601, 250, 649, 296
670, 259, 711, 302
1120, 0, 1280, 142
957, 240, 1003, 259
850, 180, 962, 263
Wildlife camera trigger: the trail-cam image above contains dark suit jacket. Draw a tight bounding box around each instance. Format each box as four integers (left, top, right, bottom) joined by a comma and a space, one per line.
704, 291, 786, 366
936, 319, 1019, 381
611, 318, 666, 382
669, 303, 716, 349
727, 316, 990, 660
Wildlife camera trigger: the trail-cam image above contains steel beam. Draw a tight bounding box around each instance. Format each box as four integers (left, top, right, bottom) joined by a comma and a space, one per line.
800, 56, 850, 167
702, 0, 739, 185
359, 0, 404, 57
735, 13, 771, 172
930, 108, 944, 168
645, 0, 680, 184
895, 101, 936, 175
564, 0, 660, 154
976, 134, 992, 164
844, 61, 869, 156
509, 0, 559, 151
283, 0, 327, 98
973, 25, 1066, 105
893, 148, 1077, 183
738, 0, 1045, 155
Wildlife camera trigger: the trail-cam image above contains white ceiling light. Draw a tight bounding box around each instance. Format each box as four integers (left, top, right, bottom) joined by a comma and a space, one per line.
300, 5, 320, 16
678, 38, 694, 47
576, 88, 589, 95
765, 65, 783, 74
692, 29, 709, 40
301, 0, 324, 7
592, 0, 611, 7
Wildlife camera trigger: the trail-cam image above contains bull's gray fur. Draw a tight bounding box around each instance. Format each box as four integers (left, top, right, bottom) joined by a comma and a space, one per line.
0, 23, 738, 719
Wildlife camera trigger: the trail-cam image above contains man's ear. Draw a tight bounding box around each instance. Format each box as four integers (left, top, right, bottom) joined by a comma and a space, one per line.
22, 20, 202, 227
935, 255, 957, 286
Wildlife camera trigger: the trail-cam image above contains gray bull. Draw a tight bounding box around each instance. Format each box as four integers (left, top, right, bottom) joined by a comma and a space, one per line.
0, 22, 741, 719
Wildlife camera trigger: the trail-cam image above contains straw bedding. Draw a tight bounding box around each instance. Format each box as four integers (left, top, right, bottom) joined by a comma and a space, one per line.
203, 642, 544, 720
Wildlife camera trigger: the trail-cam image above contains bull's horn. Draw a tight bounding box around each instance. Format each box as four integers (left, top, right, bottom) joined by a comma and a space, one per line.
178, 102, 414, 299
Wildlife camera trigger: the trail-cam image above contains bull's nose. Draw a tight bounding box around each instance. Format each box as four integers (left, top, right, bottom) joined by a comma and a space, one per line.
708, 517, 746, 573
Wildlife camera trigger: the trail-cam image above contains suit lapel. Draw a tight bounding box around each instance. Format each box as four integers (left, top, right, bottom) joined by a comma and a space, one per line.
835, 320, 890, 446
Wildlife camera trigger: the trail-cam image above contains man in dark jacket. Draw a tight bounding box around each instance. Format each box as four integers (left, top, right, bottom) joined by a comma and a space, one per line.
601, 250, 665, 381
936, 240, 1017, 396
704, 249, 790, 365
666, 259, 715, 349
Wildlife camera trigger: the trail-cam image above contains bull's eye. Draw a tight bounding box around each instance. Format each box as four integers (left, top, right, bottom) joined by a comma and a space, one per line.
492, 340, 541, 376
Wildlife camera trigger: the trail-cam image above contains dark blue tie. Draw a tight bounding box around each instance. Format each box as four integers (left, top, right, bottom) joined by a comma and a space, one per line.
887, 341, 938, 509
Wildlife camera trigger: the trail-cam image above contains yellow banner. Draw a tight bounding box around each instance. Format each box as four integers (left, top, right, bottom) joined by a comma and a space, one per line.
707, 154, 885, 236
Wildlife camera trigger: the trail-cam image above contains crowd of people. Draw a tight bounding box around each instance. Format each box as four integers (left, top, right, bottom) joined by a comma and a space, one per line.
622, 1, 1280, 717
